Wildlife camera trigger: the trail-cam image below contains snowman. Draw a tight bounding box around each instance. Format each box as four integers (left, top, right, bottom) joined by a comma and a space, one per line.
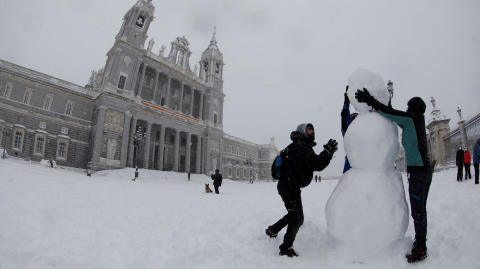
325, 68, 409, 261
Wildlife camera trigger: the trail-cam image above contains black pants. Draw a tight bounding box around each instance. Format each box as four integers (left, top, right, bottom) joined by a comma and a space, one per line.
408, 171, 433, 246
457, 164, 464, 181
269, 180, 304, 250
213, 184, 220, 194
464, 163, 472, 179
474, 164, 479, 184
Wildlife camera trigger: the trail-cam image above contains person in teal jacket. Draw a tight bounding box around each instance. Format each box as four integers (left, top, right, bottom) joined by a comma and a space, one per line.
355, 88, 432, 264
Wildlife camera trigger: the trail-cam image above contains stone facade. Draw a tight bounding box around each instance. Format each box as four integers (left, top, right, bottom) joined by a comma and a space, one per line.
0, 0, 277, 181
425, 97, 450, 167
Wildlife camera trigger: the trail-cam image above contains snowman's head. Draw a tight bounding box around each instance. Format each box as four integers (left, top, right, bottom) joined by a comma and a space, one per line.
347, 68, 389, 113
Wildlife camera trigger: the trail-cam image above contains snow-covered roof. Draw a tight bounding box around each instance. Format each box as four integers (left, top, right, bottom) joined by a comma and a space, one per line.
57, 135, 71, 140
35, 129, 48, 134
0, 59, 99, 99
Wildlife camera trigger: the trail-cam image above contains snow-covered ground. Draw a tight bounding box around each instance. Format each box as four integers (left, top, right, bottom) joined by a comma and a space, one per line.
1, 158, 479, 269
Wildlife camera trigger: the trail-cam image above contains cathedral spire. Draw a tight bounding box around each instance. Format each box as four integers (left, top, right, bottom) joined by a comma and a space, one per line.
199, 27, 224, 91
210, 27, 218, 47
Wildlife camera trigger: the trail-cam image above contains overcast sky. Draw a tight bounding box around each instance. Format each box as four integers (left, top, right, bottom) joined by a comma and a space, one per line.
1, 0, 479, 177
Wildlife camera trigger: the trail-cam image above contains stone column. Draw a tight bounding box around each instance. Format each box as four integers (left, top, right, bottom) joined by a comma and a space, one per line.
203, 137, 208, 174
199, 92, 204, 121
185, 132, 191, 173
196, 135, 202, 174
120, 111, 132, 167
130, 58, 143, 92
165, 75, 172, 107
173, 129, 180, 172
127, 117, 138, 167
143, 121, 152, 169
92, 106, 107, 164
158, 126, 166, 170
137, 64, 148, 98
179, 82, 185, 112
219, 141, 223, 174
189, 88, 195, 116
152, 69, 160, 103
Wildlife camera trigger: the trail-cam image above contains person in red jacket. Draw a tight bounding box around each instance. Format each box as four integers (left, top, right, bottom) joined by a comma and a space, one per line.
464, 146, 472, 180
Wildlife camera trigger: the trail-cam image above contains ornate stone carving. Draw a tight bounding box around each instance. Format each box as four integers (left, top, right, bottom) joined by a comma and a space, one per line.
159, 45, 166, 57
210, 139, 220, 154
105, 109, 125, 130
147, 38, 154, 53
107, 139, 117, 160
124, 56, 131, 67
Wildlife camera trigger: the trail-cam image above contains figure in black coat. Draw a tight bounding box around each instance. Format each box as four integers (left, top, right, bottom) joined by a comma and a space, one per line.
265, 123, 337, 257
456, 146, 464, 182
211, 169, 222, 194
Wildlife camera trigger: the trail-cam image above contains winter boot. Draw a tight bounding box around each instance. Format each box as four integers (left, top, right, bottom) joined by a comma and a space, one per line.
265, 228, 278, 238
279, 247, 299, 257
406, 244, 428, 263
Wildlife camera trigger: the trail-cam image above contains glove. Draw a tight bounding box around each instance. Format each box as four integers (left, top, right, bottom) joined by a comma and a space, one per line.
355, 88, 374, 105
344, 85, 350, 106
323, 139, 338, 156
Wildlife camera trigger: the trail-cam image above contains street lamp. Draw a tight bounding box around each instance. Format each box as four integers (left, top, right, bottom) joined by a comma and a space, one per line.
132, 126, 147, 181
2, 126, 12, 159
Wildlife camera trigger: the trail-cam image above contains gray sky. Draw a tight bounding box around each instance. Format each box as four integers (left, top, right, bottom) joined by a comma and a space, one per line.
1, 0, 479, 177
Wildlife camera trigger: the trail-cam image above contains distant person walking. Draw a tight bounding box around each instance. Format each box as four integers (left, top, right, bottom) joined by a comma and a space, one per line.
456, 146, 464, 182
188, 172, 191, 181
473, 139, 480, 185
315, 175, 318, 182
464, 146, 472, 180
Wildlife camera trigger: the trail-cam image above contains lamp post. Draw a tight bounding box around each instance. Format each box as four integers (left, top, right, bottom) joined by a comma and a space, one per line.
2, 126, 12, 159
387, 80, 394, 107
246, 157, 253, 184
132, 126, 147, 181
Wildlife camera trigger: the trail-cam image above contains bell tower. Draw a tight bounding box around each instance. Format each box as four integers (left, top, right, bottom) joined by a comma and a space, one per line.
115, 0, 155, 49
199, 28, 225, 92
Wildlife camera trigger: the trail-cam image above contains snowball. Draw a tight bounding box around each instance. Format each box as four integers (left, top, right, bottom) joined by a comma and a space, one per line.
344, 112, 400, 171
347, 68, 389, 113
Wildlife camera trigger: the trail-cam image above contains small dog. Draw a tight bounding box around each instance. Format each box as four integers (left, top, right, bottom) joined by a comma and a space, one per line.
205, 184, 213, 193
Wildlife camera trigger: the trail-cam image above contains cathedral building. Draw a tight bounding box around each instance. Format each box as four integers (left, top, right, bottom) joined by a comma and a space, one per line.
0, 0, 278, 181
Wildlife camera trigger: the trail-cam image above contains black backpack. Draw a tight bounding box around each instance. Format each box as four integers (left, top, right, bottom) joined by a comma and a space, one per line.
271, 146, 290, 180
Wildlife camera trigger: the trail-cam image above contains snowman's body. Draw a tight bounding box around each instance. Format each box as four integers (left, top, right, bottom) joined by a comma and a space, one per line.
325, 69, 409, 261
